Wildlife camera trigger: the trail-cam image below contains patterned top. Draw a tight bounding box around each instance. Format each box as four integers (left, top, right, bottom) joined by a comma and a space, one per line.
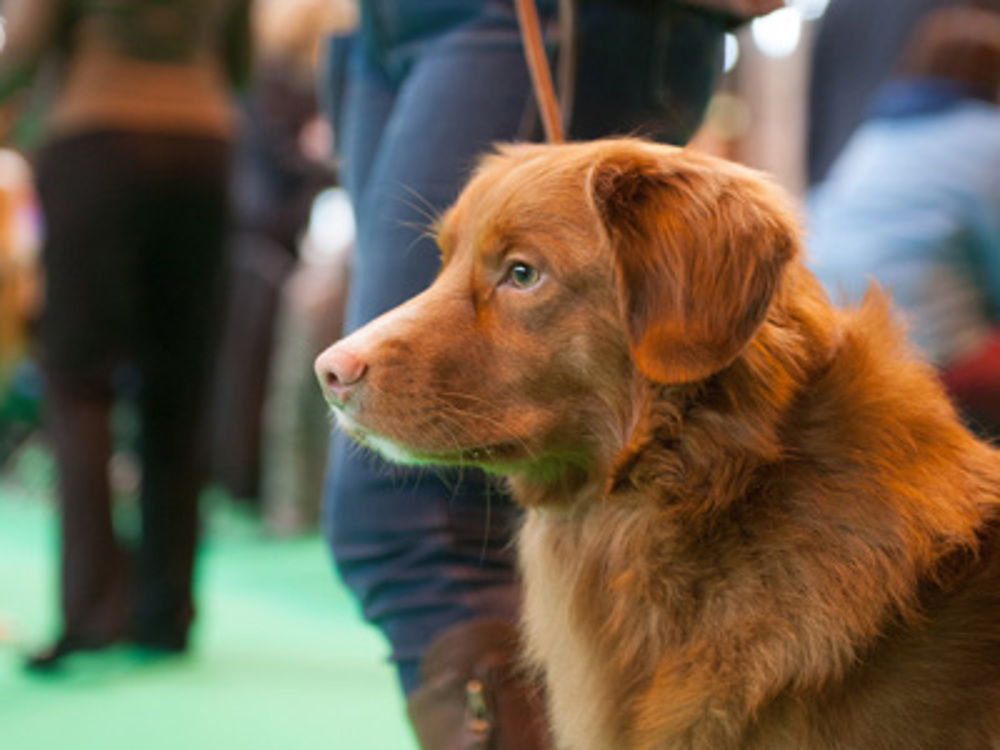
0, 0, 251, 141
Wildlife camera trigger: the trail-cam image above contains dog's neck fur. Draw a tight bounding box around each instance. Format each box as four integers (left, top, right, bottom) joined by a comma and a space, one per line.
611, 272, 838, 520
511, 266, 839, 516
515, 268, 1000, 749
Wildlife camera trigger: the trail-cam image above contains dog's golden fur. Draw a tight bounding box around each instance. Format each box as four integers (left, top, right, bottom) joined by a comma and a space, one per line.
316, 139, 1000, 749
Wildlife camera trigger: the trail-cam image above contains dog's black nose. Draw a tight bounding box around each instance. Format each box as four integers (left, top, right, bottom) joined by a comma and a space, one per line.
315, 345, 368, 404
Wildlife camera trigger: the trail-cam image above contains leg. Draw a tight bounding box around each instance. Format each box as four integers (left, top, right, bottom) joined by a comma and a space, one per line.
45, 366, 129, 643
570, 0, 725, 143
130, 135, 231, 646
326, 10, 536, 693
27, 134, 134, 667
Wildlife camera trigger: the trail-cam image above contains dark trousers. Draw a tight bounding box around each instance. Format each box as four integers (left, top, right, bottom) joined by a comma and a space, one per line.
35, 131, 231, 643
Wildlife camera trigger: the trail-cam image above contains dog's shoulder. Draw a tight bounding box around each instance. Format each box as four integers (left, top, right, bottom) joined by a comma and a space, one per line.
783, 286, 1000, 510
789, 514, 1000, 748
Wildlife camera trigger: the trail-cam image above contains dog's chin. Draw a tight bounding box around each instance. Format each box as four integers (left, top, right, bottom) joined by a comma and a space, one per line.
333, 410, 525, 471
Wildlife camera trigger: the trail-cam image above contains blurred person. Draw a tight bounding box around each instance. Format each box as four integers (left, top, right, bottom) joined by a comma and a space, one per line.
242, 3, 358, 538
807, 0, 952, 186
0, 148, 41, 465
0, 149, 37, 370
232, 0, 341, 259
318, 0, 781, 746
808, 2, 1000, 433
260, 187, 353, 536
211, 0, 338, 503
0, 0, 252, 670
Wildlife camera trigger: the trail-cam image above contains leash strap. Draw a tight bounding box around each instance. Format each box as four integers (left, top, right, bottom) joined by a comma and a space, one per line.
515, 0, 565, 144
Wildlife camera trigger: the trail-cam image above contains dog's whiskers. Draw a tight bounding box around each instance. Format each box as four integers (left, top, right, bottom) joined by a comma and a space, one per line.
421, 394, 539, 463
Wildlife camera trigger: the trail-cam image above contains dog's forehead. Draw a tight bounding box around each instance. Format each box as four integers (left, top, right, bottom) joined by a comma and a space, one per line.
470, 149, 579, 210
438, 148, 597, 261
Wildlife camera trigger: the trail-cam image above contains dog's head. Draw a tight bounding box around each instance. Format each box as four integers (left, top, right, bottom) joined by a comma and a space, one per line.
315, 139, 801, 495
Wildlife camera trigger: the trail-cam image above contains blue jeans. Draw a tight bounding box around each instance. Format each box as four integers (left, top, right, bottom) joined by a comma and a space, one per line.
323, 0, 726, 694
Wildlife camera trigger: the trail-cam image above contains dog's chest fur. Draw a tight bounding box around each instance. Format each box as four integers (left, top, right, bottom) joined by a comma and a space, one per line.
519, 512, 621, 750
518, 494, 1000, 750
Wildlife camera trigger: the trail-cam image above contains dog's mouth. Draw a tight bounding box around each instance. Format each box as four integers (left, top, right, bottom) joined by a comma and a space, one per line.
333, 410, 527, 469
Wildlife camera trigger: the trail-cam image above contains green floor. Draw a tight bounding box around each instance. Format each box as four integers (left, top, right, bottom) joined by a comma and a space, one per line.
0, 455, 417, 749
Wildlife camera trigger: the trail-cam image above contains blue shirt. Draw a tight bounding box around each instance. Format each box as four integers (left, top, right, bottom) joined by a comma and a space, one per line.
807, 84, 1000, 365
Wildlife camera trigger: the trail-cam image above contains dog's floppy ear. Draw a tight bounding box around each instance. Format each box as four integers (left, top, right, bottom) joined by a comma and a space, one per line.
588, 147, 799, 384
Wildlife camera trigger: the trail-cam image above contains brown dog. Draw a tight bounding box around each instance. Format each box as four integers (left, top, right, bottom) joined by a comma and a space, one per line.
315, 139, 1000, 749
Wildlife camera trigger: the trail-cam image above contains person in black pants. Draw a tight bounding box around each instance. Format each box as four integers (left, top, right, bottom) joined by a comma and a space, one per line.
0, 0, 251, 670
35, 134, 232, 662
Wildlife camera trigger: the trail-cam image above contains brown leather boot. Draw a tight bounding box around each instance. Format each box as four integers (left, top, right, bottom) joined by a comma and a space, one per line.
406, 618, 553, 750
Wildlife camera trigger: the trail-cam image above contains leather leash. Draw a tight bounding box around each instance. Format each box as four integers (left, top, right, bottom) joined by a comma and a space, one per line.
514, 0, 566, 144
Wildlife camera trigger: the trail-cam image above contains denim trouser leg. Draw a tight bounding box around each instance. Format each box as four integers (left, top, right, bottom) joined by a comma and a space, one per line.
325, 14, 536, 695
323, 0, 726, 695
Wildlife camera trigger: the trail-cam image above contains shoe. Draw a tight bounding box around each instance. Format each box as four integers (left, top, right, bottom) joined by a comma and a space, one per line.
23, 633, 115, 673
130, 628, 188, 656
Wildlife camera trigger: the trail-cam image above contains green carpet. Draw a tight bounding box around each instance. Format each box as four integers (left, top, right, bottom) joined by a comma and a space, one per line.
0, 467, 417, 749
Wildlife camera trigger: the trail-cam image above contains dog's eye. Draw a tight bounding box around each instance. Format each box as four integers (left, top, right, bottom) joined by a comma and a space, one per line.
505, 261, 541, 290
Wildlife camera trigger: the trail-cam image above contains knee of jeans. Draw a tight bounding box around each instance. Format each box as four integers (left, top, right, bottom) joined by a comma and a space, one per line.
320, 445, 403, 584
320, 462, 351, 566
